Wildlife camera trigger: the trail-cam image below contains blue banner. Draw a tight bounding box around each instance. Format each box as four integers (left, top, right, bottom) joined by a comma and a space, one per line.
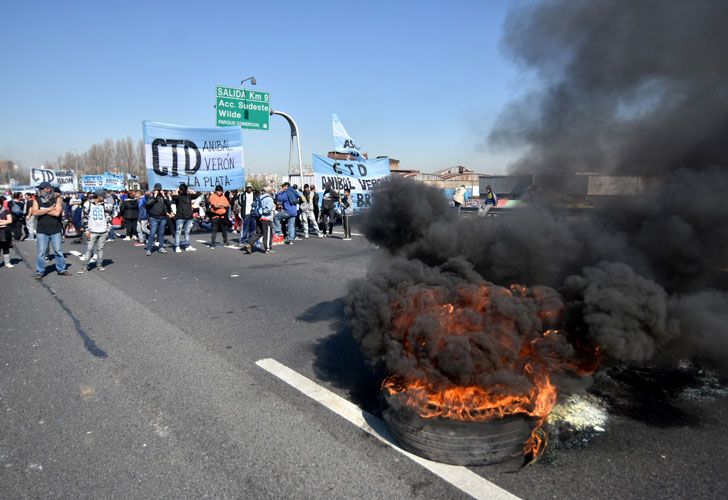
312, 154, 390, 210
80, 175, 105, 191
143, 121, 244, 192
103, 172, 125, 191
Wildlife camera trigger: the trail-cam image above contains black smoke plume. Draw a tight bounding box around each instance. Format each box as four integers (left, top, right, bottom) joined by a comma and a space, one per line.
345, 0, 728, 411
489, 0, 728, 176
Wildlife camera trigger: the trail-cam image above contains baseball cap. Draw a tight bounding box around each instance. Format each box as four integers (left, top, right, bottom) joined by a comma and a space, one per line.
38, 181, 52, 189
245, 182, 252, 188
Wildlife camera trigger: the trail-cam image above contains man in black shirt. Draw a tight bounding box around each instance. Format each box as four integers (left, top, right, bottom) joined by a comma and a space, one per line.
145, 183, 172, 256
33, 182, 68, 279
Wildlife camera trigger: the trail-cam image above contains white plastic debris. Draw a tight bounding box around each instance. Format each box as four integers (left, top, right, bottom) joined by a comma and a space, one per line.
548, 393, 608, 430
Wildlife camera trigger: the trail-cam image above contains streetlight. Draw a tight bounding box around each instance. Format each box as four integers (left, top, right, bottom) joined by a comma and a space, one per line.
240, 76, 256, 85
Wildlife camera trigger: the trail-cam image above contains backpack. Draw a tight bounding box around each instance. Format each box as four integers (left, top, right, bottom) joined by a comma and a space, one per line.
255, 195, 272, 217
11, 201, 23, 217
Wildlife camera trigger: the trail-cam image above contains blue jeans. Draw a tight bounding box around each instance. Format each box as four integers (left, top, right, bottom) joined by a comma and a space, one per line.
273, 212, 296, 241
240, 214, 257, 244
146, 217, 167, 252
36, 232, 66, 274
175, 218, 193, 249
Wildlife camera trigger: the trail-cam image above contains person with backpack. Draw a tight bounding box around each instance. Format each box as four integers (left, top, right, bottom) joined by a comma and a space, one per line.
78, 190, 111, 273
173, 183, 196, 252
319, 187, 337, 237
273, 182, 301, 244
256, 186, 276, 254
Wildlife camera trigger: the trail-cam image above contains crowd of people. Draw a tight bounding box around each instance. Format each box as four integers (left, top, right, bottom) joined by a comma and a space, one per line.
0, 180, 355, 278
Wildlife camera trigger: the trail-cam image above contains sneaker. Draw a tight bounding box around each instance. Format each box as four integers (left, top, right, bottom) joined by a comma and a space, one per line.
98, 266, 106, 272
145, 250, 152, 256
185, 246, 197, 252
209, 245, 216, 250
4, 262, 14, 268
284, 240, 293, 245
124, 237, 131, 241
343, 237, 352, 241
175, 247, 182, 253
304, 235, 309, 239
34, 273, 43, 280
318, 233, 324, 238
159, 248, 167, 254
57, 271, 71, 276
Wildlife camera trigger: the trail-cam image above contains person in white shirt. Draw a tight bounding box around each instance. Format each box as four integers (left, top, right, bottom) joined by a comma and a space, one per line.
79, 190, 111, 273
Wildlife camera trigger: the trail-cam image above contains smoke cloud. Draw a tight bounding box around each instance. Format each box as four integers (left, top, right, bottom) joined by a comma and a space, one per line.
345, 0, 728, 406
489, 0, 728, 176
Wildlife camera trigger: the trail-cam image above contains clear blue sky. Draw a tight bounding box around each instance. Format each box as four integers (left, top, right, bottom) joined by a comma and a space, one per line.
0, 0, 522, 175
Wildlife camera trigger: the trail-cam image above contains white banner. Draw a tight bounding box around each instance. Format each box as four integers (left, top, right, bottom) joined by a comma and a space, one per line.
30, 168, 56, 187
54, 169, 77, 192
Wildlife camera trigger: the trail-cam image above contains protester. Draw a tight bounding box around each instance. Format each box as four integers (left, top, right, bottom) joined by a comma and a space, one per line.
173, 183, 196, 252
340, 188, 353, 240
483, 185, 498, 206
208, 185, 230, 249
0, 196, 14, 268
273, 182, 300, 244
256, 186, 276, 254
310, 184, 320, 223
10, 192, 26, 241
78, 190, 111, 273
120, 191, 139, 240
238, 182, 257, 248
33, 182, 68, 278
145, 183, 171, 255
452, 184, 466, 208
136, 191, 149, 247
320, 186, 337, 237
24, 193, 37, 241
299, 184, 323, 238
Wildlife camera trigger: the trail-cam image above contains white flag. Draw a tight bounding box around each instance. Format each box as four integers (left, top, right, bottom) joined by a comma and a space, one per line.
332, 114, 365, 158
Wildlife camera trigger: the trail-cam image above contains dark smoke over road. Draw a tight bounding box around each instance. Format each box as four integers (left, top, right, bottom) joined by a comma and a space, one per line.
346, 1, 728, 397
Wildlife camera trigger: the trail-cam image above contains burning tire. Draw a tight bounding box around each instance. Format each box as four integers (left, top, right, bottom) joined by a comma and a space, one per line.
384, 403, 538, 466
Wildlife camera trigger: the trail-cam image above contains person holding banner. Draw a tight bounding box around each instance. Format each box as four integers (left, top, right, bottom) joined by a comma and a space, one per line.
33, 182, 68, 278
145, 184, 172, 256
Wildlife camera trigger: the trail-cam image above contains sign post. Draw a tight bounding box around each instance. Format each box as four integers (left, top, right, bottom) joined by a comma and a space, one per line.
215, 86, 270, 130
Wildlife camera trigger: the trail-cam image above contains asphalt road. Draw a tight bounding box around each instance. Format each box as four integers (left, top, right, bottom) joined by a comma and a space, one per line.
1, 226, 727, 499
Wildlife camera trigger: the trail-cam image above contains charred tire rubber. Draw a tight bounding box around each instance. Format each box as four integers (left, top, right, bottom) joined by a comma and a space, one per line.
383, 409, 537, 466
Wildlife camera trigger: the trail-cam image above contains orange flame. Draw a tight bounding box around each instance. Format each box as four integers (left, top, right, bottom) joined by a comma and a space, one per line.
384, 283, 599, 462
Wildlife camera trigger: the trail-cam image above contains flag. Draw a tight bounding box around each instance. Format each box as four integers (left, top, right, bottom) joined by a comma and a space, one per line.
332, 114, 365, 158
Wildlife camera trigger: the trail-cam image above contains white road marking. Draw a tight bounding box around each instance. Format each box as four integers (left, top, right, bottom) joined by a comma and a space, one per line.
255, 358, 520, 500
69, 250, 83, 258
330, 230, 363, 236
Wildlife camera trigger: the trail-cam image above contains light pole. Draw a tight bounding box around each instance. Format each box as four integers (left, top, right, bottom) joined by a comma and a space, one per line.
240, 76, 256, 86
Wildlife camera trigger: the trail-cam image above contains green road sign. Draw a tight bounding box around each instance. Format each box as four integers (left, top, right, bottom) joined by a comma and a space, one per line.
215, 85, 270, 130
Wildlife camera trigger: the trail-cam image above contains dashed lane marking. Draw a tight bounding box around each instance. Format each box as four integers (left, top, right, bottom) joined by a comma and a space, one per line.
255, 358, 520, 500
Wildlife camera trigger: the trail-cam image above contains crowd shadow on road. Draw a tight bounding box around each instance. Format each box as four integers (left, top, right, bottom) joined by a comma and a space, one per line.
298, 298, 387, 418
